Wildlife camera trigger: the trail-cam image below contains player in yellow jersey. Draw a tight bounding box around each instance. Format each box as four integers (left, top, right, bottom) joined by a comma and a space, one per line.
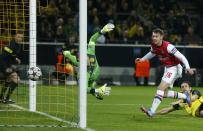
156, 81, 203, 117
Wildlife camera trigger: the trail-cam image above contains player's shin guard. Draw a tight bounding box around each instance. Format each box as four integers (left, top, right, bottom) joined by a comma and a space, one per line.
150, 90, 164, 114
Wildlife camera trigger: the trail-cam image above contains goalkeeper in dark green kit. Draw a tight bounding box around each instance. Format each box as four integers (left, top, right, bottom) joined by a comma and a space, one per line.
63, 23, 114, 100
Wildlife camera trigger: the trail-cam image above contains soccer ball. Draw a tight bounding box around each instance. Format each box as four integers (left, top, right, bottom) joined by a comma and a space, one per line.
27, 66, 42, 81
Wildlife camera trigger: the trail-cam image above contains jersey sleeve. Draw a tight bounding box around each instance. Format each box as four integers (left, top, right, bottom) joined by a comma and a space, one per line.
64, 52, 79, 66
141, 50, 155, 61
88, 32, 102, 46
167, 44, 178, 55
3, 41, 18, 60
167, 44, 190, 69
87, 32, 102, 55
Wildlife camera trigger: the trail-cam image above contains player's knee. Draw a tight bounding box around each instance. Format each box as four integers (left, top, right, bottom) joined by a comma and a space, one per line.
200, 110, 203, 117
8, 81, 18, 92
158, 81, 170, 90
7, 72, 20, 84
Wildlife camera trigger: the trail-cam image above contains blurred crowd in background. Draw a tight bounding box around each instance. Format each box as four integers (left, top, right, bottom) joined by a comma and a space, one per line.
38, 0, 203, 46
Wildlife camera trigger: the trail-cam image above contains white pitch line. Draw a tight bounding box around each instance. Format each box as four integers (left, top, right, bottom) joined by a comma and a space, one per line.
35, 111, 78, 127
8, 104, 95, 131
0, 125, 69, 128
9, 104, 27, 111
9, 104, 77, 127
0, 110, 21, 112
84, 128, 95, 131
0, 124, 94, 131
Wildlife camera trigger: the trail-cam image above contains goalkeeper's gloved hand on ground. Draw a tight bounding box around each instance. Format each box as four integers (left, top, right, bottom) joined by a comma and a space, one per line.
100, 23, 115, 34
99, 83, 111, 96
96, 83, 111, 99
63, 50, 71, 57
103, 84, 111, 96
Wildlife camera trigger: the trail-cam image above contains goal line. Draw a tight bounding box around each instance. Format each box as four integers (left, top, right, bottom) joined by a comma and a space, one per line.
0, 104, 78, 128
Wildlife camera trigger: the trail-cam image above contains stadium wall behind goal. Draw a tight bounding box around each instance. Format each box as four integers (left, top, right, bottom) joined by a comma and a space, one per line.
19, 43, 203, 86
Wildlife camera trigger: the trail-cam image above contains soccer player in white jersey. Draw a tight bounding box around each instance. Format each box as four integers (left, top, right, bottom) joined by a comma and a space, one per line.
137, 28, 194, 117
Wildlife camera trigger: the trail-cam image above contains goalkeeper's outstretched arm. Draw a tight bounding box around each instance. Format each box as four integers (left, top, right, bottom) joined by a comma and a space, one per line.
89, 23, 115, 45
63, 23, 115, 65
88, 23, 115, 55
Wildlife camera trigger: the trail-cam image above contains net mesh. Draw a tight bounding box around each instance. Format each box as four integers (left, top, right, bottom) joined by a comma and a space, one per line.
0, 0, 78, 127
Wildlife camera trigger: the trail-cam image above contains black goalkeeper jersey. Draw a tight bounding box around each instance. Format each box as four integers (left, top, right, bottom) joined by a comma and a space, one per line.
0, 40, 21, 71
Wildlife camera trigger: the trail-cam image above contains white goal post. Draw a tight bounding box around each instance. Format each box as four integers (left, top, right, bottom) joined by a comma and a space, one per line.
29, 0, 37, 112
28, 0, 87, 128
0, 0, 81, 128
79, 0, 87, 129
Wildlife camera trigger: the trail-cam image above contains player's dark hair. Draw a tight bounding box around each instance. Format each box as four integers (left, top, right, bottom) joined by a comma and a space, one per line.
180, 81, 191, 88
152, 28, 164, 36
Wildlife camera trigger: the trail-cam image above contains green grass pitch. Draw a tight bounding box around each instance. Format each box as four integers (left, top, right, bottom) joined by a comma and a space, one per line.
1, 86, 203, 131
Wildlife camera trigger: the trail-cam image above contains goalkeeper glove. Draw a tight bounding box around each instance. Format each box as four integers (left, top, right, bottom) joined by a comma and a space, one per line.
100, 23, 115, 34
95, 83, 111, 100
98, 83, 111, 96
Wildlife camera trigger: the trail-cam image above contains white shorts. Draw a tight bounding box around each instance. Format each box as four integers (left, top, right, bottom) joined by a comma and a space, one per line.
162, 64, 183, 88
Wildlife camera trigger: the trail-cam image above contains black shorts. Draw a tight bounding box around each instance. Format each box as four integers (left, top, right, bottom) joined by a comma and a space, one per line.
0, 66, 17, 80
0, 68, 7, 80
199, 103, 203, 112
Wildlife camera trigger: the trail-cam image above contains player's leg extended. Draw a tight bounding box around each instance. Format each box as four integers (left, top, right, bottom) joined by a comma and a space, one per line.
0, 73, 6, 100
155, 106, 176, 115
0, 67, 7, 100
142, 65, 189, 117
0, 82, 7, 101
142, 81, 169, 116
4, 72, 20, 103
163, 65, 191, 106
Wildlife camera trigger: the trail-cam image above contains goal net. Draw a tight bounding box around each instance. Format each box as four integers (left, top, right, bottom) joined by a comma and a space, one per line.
0, 0, 79, 128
